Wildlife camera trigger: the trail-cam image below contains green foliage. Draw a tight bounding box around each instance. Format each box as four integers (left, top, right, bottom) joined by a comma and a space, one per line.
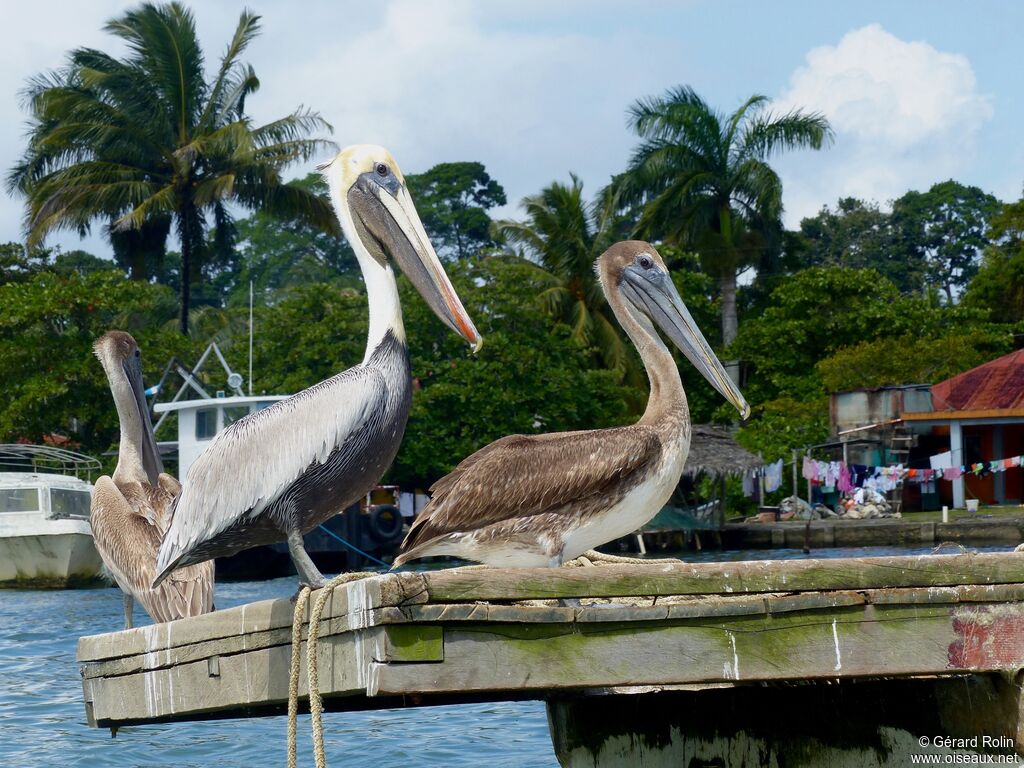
729, 263, 1010, 459
891, 180, 1000, 303
817, 330, 1012, 393
964, 199, 1024, 323
0, 242, 120, 284
616, 85, 832, 344
796, 197, 923, 294
730, 266, 903, 402
493, 174, 637, 384
392, 256, 633, 486
405, 162, 506, 260
736, 397, 830, 463
9, 2, 335, 334
0, 268, 191, 457
249, 283, 368, 394
225, 173, 358, 306
730, 266, 1000, 404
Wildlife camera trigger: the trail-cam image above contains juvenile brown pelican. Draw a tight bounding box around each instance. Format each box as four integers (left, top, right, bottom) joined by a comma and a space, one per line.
154, 145, 480, 589
92, 332, 214, 628
395, 241, 749, 568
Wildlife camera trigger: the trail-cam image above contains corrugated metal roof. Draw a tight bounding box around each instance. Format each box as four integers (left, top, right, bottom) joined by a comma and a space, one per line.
930, 348, 1024, 411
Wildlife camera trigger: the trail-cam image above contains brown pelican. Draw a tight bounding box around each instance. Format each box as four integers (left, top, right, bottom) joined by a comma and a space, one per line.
395, 240, 749, 568
91, 332, 214, 628
153, 145, 480, 589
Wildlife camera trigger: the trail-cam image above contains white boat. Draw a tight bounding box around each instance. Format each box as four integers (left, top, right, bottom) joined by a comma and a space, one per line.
154, 394, 288, 477
0, 445, 104, 587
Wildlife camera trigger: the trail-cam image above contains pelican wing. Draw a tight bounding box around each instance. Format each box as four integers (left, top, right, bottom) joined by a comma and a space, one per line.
155, 365, 387, 579
401, 425, 661, 553
91, 476, 214, 623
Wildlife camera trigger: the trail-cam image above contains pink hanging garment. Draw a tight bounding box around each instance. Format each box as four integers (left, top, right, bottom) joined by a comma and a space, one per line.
802, 456, 815, 481
838, 464, 853, 494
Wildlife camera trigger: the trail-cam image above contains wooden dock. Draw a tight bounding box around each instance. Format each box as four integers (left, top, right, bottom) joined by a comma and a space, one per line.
723, 514, 1024, 549
78, 553, 1024, 766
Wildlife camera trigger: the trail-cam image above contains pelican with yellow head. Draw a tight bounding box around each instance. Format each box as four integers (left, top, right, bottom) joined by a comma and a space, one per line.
154, 145, 480, 589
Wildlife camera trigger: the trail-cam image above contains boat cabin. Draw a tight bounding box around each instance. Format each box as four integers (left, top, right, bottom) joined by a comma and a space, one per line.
154, 395, 289, 477
0, 472, 92, 520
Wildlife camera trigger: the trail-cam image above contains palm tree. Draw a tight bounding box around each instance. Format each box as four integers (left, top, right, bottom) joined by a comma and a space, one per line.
8, 3, 337, 334
617, 86, 832, 377
492, 174, 636, 379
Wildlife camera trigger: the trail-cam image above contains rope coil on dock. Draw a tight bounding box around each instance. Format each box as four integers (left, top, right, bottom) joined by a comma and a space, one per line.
287, 572, 376, 768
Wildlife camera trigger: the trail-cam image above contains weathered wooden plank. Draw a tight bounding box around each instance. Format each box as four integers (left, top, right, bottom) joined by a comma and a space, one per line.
77, 572, 429, 663
380, 625, 444, 662
370, 601, 1024, 697
83, 625, 382, 726
417, 553, 1024, 602
79, 582, 1024, 679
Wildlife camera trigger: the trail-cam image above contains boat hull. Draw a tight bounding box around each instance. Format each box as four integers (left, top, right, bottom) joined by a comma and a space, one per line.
0, 519, 104, 588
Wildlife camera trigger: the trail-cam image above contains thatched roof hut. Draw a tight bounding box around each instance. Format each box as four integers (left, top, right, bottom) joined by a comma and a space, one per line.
681, 424, 762, 479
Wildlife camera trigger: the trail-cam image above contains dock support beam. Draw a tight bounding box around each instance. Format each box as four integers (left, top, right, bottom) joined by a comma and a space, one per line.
951, 420, 966, 508
547, 677, 1024, 767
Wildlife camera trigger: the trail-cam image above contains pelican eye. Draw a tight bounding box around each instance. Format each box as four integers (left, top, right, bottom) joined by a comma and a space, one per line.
637, 254, 654, 270
375, 162, 388, 177
134, 350, 141, 358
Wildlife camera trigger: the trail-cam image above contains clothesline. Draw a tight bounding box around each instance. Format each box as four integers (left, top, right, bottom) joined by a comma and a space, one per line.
744, 459, 785, 495
800, 452, 1024, 496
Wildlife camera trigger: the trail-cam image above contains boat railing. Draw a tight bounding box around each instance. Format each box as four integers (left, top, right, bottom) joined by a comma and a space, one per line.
0, 445, 102, 482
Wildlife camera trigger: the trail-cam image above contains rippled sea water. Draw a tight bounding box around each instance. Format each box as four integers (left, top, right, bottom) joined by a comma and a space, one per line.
0, 545, 1012, 768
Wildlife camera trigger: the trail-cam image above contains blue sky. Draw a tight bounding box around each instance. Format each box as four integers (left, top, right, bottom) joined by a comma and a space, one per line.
1, 0, 1021, 257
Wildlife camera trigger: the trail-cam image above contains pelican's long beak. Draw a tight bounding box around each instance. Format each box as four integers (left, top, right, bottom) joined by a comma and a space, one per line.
123, 355, 164, 484
373, 185, 482, 351
622, 267, 750, 419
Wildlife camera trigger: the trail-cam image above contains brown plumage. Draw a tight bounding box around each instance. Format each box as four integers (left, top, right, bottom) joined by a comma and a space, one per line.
92, 332, 213, 629
394, 241, 750, 568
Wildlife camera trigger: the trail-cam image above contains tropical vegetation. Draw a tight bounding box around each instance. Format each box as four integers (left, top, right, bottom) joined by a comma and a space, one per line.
2, 3, 1022, 509
7, 2, 335, 334
614, 86, 833, 367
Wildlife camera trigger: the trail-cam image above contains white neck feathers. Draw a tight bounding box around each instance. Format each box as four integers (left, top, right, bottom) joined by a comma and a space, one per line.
328, 183, 406, 362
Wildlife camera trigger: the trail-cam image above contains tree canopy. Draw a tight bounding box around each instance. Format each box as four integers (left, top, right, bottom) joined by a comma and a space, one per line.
3, 12, 1023, 512
405, 162, 506, 260
891, 180, 1000, 303
8, 2, 336, 334
616, 85, 833, 361
493, 174, 635, 382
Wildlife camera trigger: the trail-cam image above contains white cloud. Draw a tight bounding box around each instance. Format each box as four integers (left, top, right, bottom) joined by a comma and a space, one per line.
772, 24, 994, 225
0, 0, 678, 254
250, 0, 652, 217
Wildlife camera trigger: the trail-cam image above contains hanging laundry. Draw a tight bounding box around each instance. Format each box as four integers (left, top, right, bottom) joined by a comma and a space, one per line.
764, 459, 784, 493
802, 456, 817, 482
742, 471, 754, 497
930, 451, 953, 470
942, 467, 961, 481
838, 463, 853, 494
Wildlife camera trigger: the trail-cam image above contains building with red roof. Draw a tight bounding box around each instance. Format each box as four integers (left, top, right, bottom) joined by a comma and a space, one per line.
902, 348, 1024, 508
